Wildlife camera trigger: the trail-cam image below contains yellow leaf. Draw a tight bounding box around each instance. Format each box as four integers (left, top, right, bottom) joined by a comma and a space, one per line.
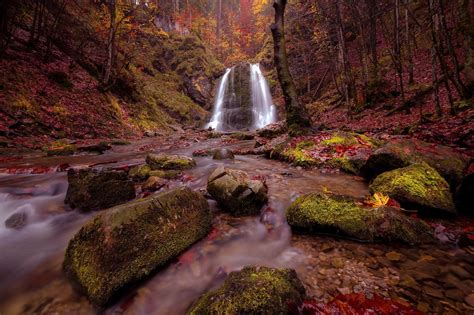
370, 192, 390, 208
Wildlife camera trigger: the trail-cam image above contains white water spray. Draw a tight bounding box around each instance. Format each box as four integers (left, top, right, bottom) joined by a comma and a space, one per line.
250, 63, 276, 129
206, 68, 232, 130
206, 63, 276, 131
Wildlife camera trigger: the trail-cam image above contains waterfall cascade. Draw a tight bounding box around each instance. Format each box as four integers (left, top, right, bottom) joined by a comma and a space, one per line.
206, 63, 276, 132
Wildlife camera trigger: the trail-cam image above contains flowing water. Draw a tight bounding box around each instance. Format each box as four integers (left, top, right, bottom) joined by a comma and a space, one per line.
1, 135, 473, 314
206, 63, 276, 132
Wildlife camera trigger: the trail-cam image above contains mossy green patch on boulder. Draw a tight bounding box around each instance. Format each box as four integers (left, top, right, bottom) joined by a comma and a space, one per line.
187, 266, 305, 315
146, 153, 196, 170
369, 163, 456, 215
128, 164, 151, 181
362, 139, 468, 188
65, 168, 135, 211
44, 140, 77, 156
282, 140, 320, 168
207, 167, 267, 216
63, 187, 212, 306
286, 193, 433, 244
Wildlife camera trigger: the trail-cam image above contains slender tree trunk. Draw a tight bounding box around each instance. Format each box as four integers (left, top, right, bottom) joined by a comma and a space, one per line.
271, 0, 311, 132
103, 0, 116, 85
366, 0, 378, 81
459, 0, 474, 92
406, 4, 414, 84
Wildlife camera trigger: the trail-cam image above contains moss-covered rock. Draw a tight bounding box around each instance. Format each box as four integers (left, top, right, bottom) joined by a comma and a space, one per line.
146, 153, 196, 170
212, 149, 235, 160
207, 167, 267, 216
65, 168, 136, 211
362, 139, 468, 188
369, 163, 456, 215
257, 121, 288, 138
142, 176, 167, 192
281, 140, 320, 168
187, 266, 305, 315
286, 193, 433, 244
128, 164, 151, 181
63, 187, 212, 306
44, 140, 77, 156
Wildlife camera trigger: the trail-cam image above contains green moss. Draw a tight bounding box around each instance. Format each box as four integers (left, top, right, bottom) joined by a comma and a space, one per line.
187, 266, 305, 315
282, 140, 319, 168
369, 163, 455, 214
128, 164, 151, 181
327, 157, 358, 174
149, 170, 182, 179
44, 139, 77, 156
63, 187, 212, 306
286, 193, 432, 243
146, 154, 196, 170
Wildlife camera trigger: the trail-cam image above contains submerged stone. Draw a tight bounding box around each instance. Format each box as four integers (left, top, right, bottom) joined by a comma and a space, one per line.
65, 168, 135, 211
362, 139, 468, 187
63, 187, 212, 306
146, 153, 196, 170
142, 176, 167, 192
207, 167, 267, 216
286, 193, 433, 244
187, 266, 305, 314
369, 163, 456, 215
212, 149, 235, 160
5, 212, 27, 229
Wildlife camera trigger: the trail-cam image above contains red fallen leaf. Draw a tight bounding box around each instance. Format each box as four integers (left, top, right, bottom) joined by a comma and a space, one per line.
31, 166, 54, 174
178, 250, 196, 265
251, 174, 265, 181
298, 294, 421, 315
206, 228, 219, 241
181, 174, 195, 182
467, 234, 474, 241
57, 163, 70, 172
386, 198, 401, 208
410, 213, 418, 219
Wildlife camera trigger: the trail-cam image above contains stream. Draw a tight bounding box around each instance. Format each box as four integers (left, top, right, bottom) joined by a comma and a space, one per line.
0, 134, 473, 314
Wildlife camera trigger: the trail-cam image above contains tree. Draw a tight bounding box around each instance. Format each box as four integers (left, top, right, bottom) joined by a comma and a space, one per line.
271, 0, 310, 133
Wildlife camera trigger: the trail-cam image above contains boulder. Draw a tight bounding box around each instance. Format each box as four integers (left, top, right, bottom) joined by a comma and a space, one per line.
257, 120, 288, 138
286, 193, 433, 244
128, 164, 151, 181
142, 176, 167, 192
212, 149, 235, 160
149, 170, 182, 179
65, 168, 135, 211
455, 172, 474, 216
362, 139, 468, 187
369, 163, 455, 215
63, 187, 212, 306
207, 167, 267, 216
187, 266, 305, 314
146, 153, 196, 170
5, 212, 27, 229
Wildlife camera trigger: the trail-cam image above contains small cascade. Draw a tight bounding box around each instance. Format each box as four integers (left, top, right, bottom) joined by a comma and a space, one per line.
206, 68, 232, 131
206, 63, 276, 132
250, 63, 277, 129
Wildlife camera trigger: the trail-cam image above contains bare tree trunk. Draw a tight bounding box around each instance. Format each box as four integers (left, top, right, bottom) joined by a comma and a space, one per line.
459, 0, 474, 92
271, 0, 311, 133
103, 0, 116, 85
406, 4, 414, 84
366, 0, 378, 81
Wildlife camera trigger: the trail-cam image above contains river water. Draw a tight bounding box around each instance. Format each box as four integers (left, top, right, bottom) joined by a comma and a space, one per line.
0, 135, 472, 314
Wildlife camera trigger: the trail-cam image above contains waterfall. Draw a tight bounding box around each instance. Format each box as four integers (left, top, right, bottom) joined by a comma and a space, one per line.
206, 68, 232, 131
250, 63, 276, 129
206, 63, 276, 132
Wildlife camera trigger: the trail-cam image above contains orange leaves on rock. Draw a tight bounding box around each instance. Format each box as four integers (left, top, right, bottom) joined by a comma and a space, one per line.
365, 192, 390, 208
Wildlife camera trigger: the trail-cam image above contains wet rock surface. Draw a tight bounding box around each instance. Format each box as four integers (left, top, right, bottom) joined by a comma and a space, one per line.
146, 153, 196, 170
64, 168, 135, 211
187, 266, 305, 314
207, 166, 267, 216
212, 148, 235, 160
4, 212, 27, 229
369, 163, 456, 215
63, 187, 212, 306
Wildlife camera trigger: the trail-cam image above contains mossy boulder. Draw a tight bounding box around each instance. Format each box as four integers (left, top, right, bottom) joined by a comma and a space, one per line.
65, 168, 136, 211
63, 187, 212, 306
142, 176, 167, 192
286, 193, 433, 244
281, 140, 320, 168
207, 167, 267, 216
128, 164, 151, 181
149, 169, 182, 179
45, 140, 77, 156
146, 153, 196, 170
212, 149, 235, 160
369, 163, 456, 215
257, 121, 288, 138
362, 139, 468, 187
187, 266, 305, 315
